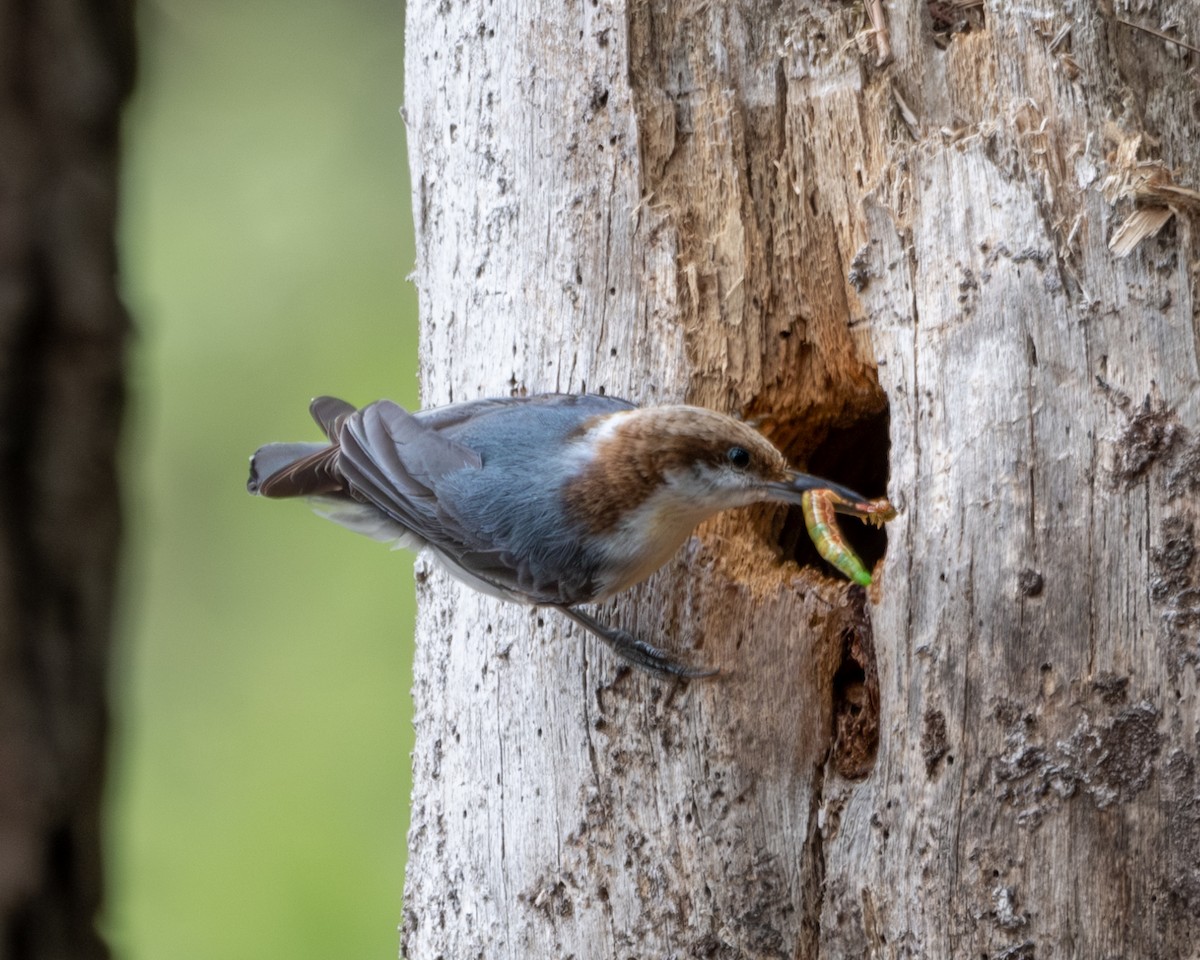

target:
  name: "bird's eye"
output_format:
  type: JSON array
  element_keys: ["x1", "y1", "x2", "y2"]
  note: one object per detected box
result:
[{"x1": 726, "y1": 446, "x2": 751, "y2": 470}]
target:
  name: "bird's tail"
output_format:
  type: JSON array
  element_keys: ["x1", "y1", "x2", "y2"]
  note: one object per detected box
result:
[
  {"x1": 247, "y1": 396, "x2": 359, "y2": 498},
  {"x1": 247, "y1": 443, "x2": 341, "y2": 497}
]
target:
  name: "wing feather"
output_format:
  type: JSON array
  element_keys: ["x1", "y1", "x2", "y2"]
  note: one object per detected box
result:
[
  {"x1": 309, "y1": 396, "x2": 356, "y2": 440},
  {"x1": 337, "y1": 401, "x2": 482, "y2": 545}
]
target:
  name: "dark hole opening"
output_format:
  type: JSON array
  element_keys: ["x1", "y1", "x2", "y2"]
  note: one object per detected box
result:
[
  {"x1": 832, "y1": 657, "x2": 866, "y2": 718},
  {"x1": 778, "y1": 405, "x2": 891, "y2": 579},
  {"x1": 830, "y1": 591, "x2": 879, "y2": 780}
]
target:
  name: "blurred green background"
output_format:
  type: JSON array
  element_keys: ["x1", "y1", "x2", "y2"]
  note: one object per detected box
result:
[{"x1": 108, "y1": 0, "x2": 418, "y2": 957}]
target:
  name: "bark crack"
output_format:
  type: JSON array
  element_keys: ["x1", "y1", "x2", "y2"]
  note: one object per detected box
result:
[
  {"x1": 903, "y1": 231, "x2": 922, "y2": 685},
  {"x1": 496, "y1": 673, "x2": 511, "y2": 933},
  {"x1": 798, "y1": 751, "x2": 830, "y2": 959},
  {"x1": 949, "y1": 563, "x2": 973, "y2": 896}
]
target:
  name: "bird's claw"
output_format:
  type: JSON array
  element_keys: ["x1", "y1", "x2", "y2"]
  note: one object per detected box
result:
[
  {"x1": 604, "y1": 628, "x2": 720, "y2": 680},
  {"x1": 556, "y1": 606, "x2": 718, "y2": 680},
  {"x1": 801, "y1": 489, "x2": 897, "y2": 586}
]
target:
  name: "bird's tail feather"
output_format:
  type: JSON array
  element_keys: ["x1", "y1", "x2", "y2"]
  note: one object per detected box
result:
[{"x1": 247, "y1": 442, "x2": 341, "y2": 498}]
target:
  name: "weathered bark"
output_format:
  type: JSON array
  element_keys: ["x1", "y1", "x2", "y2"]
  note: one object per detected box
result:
[
  {"x1": 403, "y1": 0, "x2": 1199, "y2": 957},
  {"x1": 0, "y1": 1, "x2": 133, "y2": 958}
]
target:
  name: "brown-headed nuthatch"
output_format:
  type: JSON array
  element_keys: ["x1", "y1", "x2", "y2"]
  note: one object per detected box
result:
[{"x1": 248, "y1": 394, "x2": 893, "y2": 677}]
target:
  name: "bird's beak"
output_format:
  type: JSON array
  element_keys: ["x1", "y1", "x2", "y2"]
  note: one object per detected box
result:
[{"x1": 764, "y1": 470, "x2": 873, "y2": 509}]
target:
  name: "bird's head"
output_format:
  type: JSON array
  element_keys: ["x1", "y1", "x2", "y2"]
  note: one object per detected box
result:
[{"x1": 561, "y1": 405, "x2": 848, "y2": 536}]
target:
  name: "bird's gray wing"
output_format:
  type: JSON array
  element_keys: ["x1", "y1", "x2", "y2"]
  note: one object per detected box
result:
[
  {"x1": 346, "y1": 399, "x2": 615, "y2": 602},
  {"x1": 340, "y1": 395, "x2": 634, "y2": 603},
  {"x1": 336, "y1": 400, "x2": 495, "y2": 545},
  {"x1": 337, "y1": 401, "x2": 543, "y2": 596}
]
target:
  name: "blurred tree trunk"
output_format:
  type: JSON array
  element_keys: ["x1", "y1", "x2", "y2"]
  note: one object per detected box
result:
[
  {"x1": 0, "y1": 2, "x2": 133, "y2": 958},
  {"x1": 403, "y1": 0, "x2": 1199, "y2": 957}
]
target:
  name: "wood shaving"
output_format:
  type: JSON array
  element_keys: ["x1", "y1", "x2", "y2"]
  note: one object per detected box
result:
[{"x1": 1101, "y1": 129, "x2": 1200, "y2": 257}]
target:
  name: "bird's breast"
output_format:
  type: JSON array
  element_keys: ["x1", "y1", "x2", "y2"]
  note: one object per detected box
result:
[{"x1": 586, "y1": 488, "x2": 712, "y2": 600}]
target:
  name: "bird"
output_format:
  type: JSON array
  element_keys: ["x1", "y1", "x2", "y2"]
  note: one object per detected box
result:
[{"x1": 247, "y1": 393, "x2": 892, "y2": 678}]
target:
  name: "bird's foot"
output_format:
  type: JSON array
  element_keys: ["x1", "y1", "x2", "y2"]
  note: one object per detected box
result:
[{"x1": 556, "y1": 606, "x2": 719, "y2": 680}]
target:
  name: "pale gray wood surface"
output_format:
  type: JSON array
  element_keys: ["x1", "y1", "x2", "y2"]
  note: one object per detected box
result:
[{"x1": 403, "y1": 0, "x2": 1200, "y2": 956}]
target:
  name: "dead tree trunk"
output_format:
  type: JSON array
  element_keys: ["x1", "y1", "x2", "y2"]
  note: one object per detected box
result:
[
  {"x1": 402, "y1": 0, "x2": 1199, "y2": 957},
  {"x1": 0, "y1": 2, "x2": 133, "y2": 958}
]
